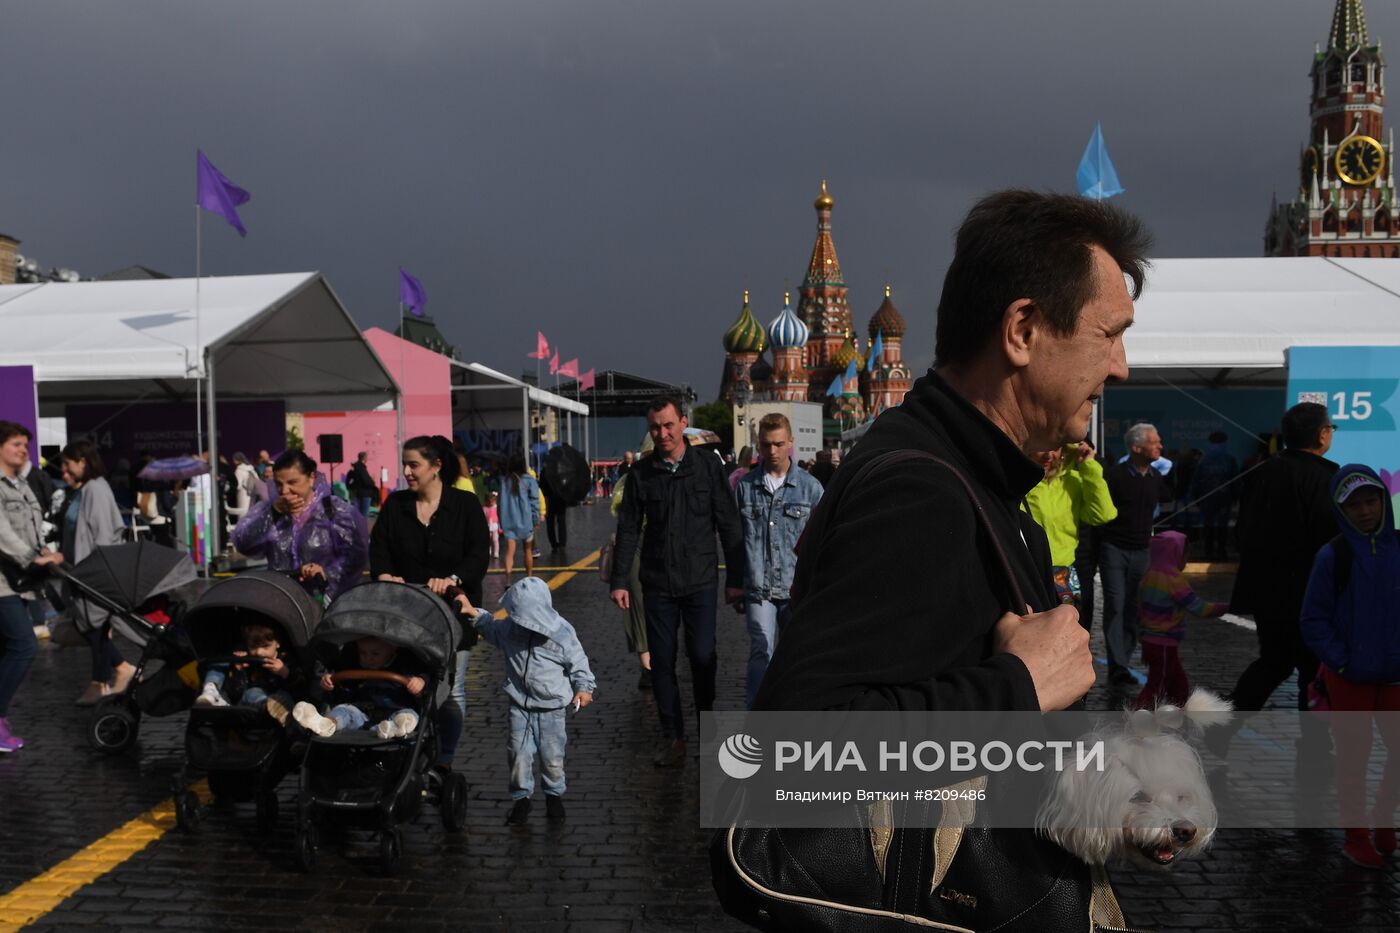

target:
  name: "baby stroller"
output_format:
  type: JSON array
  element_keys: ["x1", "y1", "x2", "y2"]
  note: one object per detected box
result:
[
  {"x1": 171, "y1": 571, "x2": 322, "y2": 834},
  {"x1": 42, "y1": 541, "x2": 204, "y2": 755},
  {"x1": 294, "y1": 581, "x2": 469, "y2": 875}
]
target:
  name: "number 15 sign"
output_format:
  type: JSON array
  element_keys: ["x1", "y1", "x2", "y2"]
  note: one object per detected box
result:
[{"x1": 1287, "y1": 346, "x2": 1400, "y2": 483}]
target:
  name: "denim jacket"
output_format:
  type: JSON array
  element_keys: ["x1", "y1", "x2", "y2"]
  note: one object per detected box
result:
[
  {"x1": 735, "y1": 464, "x2": 824, "y2": 602},
  {"x1": 474, "y1": 577, "x2": 596, "y2": 711}
]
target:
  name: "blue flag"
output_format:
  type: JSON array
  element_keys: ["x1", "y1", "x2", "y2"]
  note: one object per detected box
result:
[
  {"x1": 1076, "y1": 122, "x2": 1124, "y2": 200},
  {"x1": 399, "y1": 267, "x2": 427, "y2": 316},
  {"x1": 844, "y1": 357, "x2": 858, "y2": 384},
  {"x1": 825, "y1": 373, "x2": 843, "y2": 397},
  {"x1": 196, "y1": 150, "x2": 250, "y2": 237},
  {"x1": 868, "y1": 332, "x2": 884, "y2": 369}
]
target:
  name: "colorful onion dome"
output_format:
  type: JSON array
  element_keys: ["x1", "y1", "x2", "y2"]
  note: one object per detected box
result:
[
  {"x1": 767, "y1": 291, "x2": 809, "y2": 349},
  {"x1": 868, "y1": 284, "x2": 906, "y2": 340},
  {"x1": 814, "y1": 178, "x2": 834, "y2": 211},
  {"x1": 831, "y1": 328, "x2": 863, "y2": 371},
  {"x1": 722, "y1": 290, "x2": 767, "y2": 354}
]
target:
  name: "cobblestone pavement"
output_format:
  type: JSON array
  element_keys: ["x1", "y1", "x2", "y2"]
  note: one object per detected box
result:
[{"x1": 1, "y1": 503, "x2": 1397, "y2": 931}]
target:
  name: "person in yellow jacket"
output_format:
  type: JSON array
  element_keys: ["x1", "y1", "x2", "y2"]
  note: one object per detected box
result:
[{"x1": 1022, "y1": 441, "x2": 1117, "y2": 615}]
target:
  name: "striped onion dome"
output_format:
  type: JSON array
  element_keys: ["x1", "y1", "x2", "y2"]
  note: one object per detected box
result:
[
  {"x1": 722, "y1": 291, "x2": 767, "y2": 354},
  {"x1": 868, "y1": 284, "x2": 906, "y2": 339},
  {"x1": 831, "y1": 328, "x2": 863, "y2": 371},
  {"x1": 767, "y1": 292, "x2": 809, "y2": 349}
]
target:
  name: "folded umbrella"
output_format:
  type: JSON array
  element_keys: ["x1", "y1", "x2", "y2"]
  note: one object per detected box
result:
[{"x1": 138, "y1": 456, "x2": 211, "y2": 482}]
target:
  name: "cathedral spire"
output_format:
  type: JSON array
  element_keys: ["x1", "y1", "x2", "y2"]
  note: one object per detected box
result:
[
  {"x1": 804, "y1": 180, "x2": 843, "y2": 288},
  {"x1": 1330, "y1": 0, "x2": 1369, "y2": 52}
]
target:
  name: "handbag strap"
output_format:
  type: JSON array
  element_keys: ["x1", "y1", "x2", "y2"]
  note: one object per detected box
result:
[{"x1": 825, "y1": 448, "x2": 1029, "y2": 614}]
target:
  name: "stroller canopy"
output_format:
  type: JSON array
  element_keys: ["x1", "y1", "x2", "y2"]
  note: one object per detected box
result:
[
  {"x1": 183, "y1": 571, "x2": 324, "y2": 658},
  {"x1": 314, "y1": 582, "x2": 460, "y2": 673},
  {"x1": 69, "y1": 541, "x2": 198, "y2": 613}
]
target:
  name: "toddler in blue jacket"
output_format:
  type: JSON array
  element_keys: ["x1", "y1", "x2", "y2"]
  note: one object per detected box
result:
[{"x1": 469, "y1": 576, "x2": 595, "y2": 825}]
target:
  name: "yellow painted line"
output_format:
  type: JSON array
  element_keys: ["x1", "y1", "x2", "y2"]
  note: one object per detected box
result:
[
  {"x1": 0, "y1": 782, "x2": 210, "y2": 932},
  {"x1": 0, "y1": 555, "x2": 603, "y2": 929}
]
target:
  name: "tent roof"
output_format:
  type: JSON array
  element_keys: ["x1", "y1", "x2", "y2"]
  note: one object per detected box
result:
[
  {"x1": 1126, "y1": 257, "x2": 1400, "y2": 387},
  {"x1": 0, "y1": 272, "x2": 397, "y2": 411},
  {"x1": 450, "y1": 360, "x2": 589, "y2": 416}
]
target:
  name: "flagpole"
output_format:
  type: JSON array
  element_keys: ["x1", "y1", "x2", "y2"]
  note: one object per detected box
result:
[{"x1": 396, "y1": 299, "x2": 406, "y2": 484}]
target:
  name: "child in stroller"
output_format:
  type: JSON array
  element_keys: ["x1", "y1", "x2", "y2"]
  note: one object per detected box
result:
[
  {"x1": 292, "y1": 635, "x2": 425, "y2": 739},
  {"x1": 195, "y1": 621, "x2": 297, "y2": 725}
]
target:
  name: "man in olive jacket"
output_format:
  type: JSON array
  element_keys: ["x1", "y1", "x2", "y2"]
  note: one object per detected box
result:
[{"x1": 610, "y1": 395, "x2": 744, "y2": 767}]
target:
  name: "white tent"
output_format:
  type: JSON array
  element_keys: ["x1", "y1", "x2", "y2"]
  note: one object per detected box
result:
[
  {"x1": 450, "y1": 360, "x2": 591, "y2": 463},
  {"x1": 0, "y1": 272, "x2": 397, "y2": 411},
  {"x1": 1125, "y1": 257, "x2": 1400, "y2": 387}
]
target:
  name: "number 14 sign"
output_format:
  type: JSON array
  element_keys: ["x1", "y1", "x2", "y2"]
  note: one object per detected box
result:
[{"x1": 1288, "y1": 347, "x2": 1400, "y2": 474}]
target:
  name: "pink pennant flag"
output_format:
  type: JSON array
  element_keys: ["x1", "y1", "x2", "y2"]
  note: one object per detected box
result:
[
  {"x1": 548, "y1": 350, "x2": 559, "y2": 375},
  {"x1": 559, "y1": 358, "x2": 579, "y2": 379},
  {"x1": 527, "y1": 331, "x2": 550, "y2": 360},
  {"x1": 579, "y1": 368, "x2": 595, "y2": 391}
]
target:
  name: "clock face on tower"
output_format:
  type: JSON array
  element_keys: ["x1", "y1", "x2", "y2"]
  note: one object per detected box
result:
[
  {"x1": 1301, "y1": 146, "x2": 1320, "y2": 193},
  {"x1": 1335, "y1": 135, "x2": 1386, "y2": 186}
]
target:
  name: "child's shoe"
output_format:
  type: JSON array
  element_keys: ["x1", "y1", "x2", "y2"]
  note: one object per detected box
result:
[
  {"x1": 506, "y1": 798, "x2": 531, "y2": 825},
  {"x1": 374, "y1": 719, "x2": 400, "y2": 739},
  {"x1": 392, "y1": 711, "x2": 418, "y2": 736},
  {"x1": 1374, "y1": 827, "x2": 1397, "y2": 856},
  {"x1": 292, "y1": 701, "x2": 336, "y2": 737},
  {"x1": 0, "y1": 717, "x2": 24, "y2": 752},
  {"x1": 545, "y1": 794, "x2": 566, "y2": 822},
  {"x1": 263, "y1": 695, "x2": 290, "y2": 725},
  {"x1": 195, "y1": 683, "x2": 229, "y2": 707},
  {"x1": 1343, "y1": 828, "x2": 1385, "y2": 869}
]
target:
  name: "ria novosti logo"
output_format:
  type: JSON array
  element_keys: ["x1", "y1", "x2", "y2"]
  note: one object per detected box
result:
[{"x1": 717, "y1": 733, "x2": 764, "y2": 779}]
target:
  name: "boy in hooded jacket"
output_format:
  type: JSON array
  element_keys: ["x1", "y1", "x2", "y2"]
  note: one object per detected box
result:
[
  {"x1": 1300, "y1": 464, "x2": 1400, "y2": 869},
  {"x1": 469, "y1": 576, "x2": 595, "y2": 824},
  {"x1": 1132, "y1": 530, "x2": 1229, "y2": 710}
]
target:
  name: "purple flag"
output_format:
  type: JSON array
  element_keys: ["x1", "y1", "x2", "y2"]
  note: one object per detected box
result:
[
  {"x1": 196, "y1": 150, "x2": 250, "y2": 237},
  {"x1": 399, "y1": 268, "x2": 427, "y2": 316}
]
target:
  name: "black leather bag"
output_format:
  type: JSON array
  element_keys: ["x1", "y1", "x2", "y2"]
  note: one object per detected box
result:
[{"x1": 711, "y1": 450, "x2": 1144, "y2": 932}]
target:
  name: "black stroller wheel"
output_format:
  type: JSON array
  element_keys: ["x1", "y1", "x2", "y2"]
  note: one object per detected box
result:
[
  {"x1": 88, "y1": 699, "x2": 140, "y2": 755},
  {"x1": 255, "y1": 792, "x2": 279, "y2": 835},
  {"x1": 378, "y1": 828, "x2": 402, "y2": 875},
  {"x1": 440, "y1": 772, "x2": 468, "y2": 833},
  {"x1": 295, "y1": 823, "x2": 319, "y2": 872},
  {"x1": 174, "y1": 790, "x2": 201, "y2": 833}
]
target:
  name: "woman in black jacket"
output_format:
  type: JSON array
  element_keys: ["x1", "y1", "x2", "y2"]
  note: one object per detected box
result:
[{"x1": 370, "y1": 435, "x2": 490, "y2": 772}]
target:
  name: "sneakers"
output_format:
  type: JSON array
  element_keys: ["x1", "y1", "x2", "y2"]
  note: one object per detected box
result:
[
  {"x1": 75, "y1": 682, "x2": 113, "y2": 707},
  {"x1": 195, "y1": 683, "x2": 230, "y2": 708},
  {"x1": 545, "y1": 794, "x2": 566, "y2": 822},
  {"x1": 1375, "y1": 827, "x2": 1397, "y2": 856},
  {"x1": 374, "y1": 711, "x2": 420, "y2": 739},
  {"x1": 292, "y1": 701, "x2": 337, "y2": 737},
  {"x1": 263, "y1": 695, "x2": 290, "y2": 725},
  {"x1": 0, "y1": 717, "x2": 23, "y2": 753},
  {"x1": 506, "y1": 798, "x2": 532, "y2": 825},
  {"x1": 653, "y1": 738, "x2": 686, "y2": 769},
  {"x1": 1343, "y1": 829, "x2": 1385, "y2": 869}
]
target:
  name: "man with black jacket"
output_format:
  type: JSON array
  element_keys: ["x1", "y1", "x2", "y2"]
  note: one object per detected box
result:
[
  {"x1": 742, "y1": 191, "x2": 1148, "y2": 922},
  {"x1": 610, "y1": 396, "x2": 745, "y2": 768}
]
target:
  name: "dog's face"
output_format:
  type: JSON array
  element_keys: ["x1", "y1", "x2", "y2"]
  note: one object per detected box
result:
[{"x1": 1113, "y1": 732, "x2": 1217, "y2": 869}]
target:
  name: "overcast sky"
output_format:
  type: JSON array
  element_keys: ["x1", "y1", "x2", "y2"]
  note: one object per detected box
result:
[{"x1": 5, "y1": 1, "x2": 1393, "y2": 399}]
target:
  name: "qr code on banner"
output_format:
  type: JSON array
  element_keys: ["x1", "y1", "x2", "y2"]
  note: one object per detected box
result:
[{"x1": 1297, "y1": 391, "x2": 1327, "y2": 405}]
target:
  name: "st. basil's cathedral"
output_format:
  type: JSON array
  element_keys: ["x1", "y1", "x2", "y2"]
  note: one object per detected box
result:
[{"x1": 719, "y1": 181, "x2": 913, "y2": 439}]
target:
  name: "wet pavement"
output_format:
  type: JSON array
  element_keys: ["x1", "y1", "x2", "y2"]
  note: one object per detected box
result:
[{"x1": 0, "y1": 502, "x2": 1396, "y2": 931}]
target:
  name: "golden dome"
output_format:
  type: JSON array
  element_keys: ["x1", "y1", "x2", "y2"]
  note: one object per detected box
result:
[
  {"x1": 814, "y1": 178, "x2": 834, "y2": 211},
  {"x1": 831, "y1": 327, "x2": 863, "y2": 371}
]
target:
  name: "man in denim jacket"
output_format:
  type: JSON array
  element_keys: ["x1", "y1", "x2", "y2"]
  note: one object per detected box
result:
[{"x1": 735, "y1": 413, "x2": 824, "y2": 707}]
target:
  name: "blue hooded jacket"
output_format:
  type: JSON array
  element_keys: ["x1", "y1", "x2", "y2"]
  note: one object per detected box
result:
[
  {"x1": 473, "y1": 576, "x2": 596, "y2": 710},
  {"x1": 1299, "y1": 463, "x2": 1400, "y2": 683}
]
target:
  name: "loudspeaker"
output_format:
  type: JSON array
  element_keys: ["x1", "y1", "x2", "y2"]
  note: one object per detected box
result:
[{"x1": 317, "y1": 434, "x2": 344, "y2": 464}]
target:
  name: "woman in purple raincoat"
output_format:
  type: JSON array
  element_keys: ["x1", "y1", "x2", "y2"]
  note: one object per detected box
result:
[{"x1": 232, "y1": 450, "x2": 368, "y2": 602}]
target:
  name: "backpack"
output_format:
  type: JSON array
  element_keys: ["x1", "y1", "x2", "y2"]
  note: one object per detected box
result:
[{"x1": 1329, "y1": 529, "x2": 1400, "y2": 599}]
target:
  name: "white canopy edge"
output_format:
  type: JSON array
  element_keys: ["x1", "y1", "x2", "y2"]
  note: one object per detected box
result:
[{"x1": 451, "y1": 360, "x2": 589, "y2": 416}]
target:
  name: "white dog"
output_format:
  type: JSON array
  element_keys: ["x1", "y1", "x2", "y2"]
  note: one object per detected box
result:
[{"x1": 1036, "y1": 689, "x2": 1232, "y2": 868}]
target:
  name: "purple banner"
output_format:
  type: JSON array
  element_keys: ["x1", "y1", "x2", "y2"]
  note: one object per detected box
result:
[
  {"x1": 66, "y1": 400, "x2": 285, "y2": 471},
  {"x1": 0, "y1": 366, "x2": 38, "y2": 465}
]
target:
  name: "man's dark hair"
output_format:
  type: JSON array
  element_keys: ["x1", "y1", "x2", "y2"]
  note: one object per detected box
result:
[
  {"x1": 0, "y1": 420, "x2": 32, "y2": 445},
  {"x1": 1282, "y1": 402, "x2": 1330, "y2": 450},
  {"x1": 934, "y1": 190, "x2": 1152, "y2": 366},
  {"x1": 647, "y1": 394, "x2": 686, "y2": 419},
  {"x1": 61, "y1": 439, "x2": 107, "y2": 480}
]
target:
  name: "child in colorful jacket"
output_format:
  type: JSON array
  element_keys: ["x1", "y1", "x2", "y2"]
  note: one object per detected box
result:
[{"x1": 1133, "y1": 530, "x2": 1228, "y2": 710}]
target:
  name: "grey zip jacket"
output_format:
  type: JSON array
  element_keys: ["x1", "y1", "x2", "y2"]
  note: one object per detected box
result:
[{"x1": 473, "y1": 576, "x2": 596, "y2": 711}]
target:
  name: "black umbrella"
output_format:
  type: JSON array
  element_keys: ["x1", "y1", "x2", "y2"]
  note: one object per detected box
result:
[{"x1": 541, "y1": 444, "x2": 590, "y2": 505}]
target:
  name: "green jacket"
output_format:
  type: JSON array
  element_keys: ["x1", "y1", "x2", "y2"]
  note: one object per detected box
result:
[{"x1": 1022, "y1": 456, "x2": 1117, "y2": 566}]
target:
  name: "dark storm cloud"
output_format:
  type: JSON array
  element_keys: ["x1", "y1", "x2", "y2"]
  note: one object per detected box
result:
[{"x1": 3, "y1": 1, "x2": 1387, "y2": 398}]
